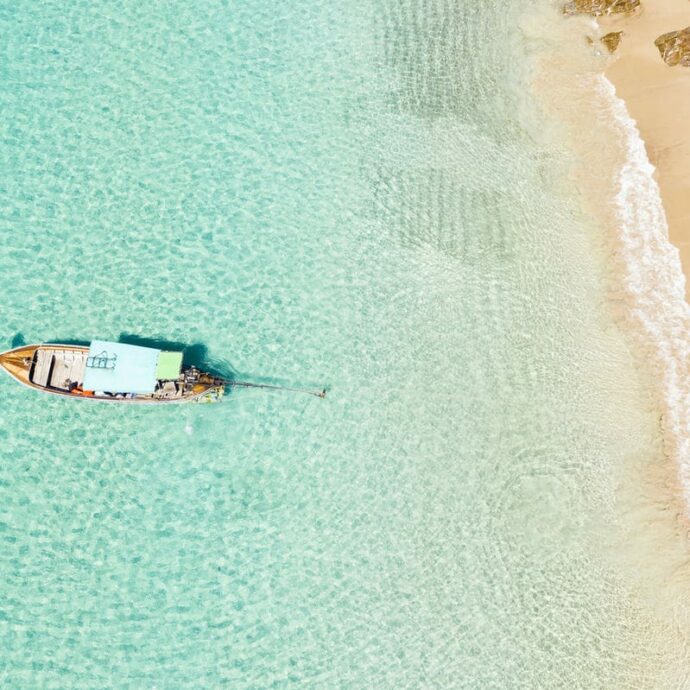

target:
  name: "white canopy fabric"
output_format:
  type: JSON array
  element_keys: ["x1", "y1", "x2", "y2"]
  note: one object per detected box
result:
[{"x1": 83, "y1": 340, "x2": 161, "y2": 394}]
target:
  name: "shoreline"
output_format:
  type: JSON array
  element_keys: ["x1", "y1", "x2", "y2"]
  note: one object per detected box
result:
[
  {"x1": 532, "y1": 0, "x2": 690, "y2": 523},
  {"x1": 598, "y1": 0, "x2": 690, "y2": 298},
  {"x1": 592, "y1": 2, "x2": 690, "y2": 525},
  {"x1": 526, "y1": 0, "x2": 690, "y2": 633}
]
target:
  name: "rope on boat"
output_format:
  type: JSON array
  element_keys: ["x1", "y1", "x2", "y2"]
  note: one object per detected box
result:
[{"x1": 221, "y1": 379, "x2": 327, "y2": 398}]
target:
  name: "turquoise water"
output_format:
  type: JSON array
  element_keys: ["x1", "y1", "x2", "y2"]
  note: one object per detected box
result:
[{"x1": 0, "y1": 1, "x2": 686, "y2": 687}]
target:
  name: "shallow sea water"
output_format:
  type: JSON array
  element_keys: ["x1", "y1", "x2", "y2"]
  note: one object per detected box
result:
[{"x1": 1, "y1": 0, "x2": 688, "y2": 687}]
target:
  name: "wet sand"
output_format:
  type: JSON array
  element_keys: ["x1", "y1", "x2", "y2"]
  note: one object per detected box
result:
[{"x1": 599, "y1": 0, "x2": 690, "y2": 297}]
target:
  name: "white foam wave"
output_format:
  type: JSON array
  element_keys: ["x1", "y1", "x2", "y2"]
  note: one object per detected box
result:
[{"x1": 598, "y1": 76, "x2": 690, "y2": 510}]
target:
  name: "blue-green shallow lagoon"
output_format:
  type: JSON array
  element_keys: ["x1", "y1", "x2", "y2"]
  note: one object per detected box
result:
[{"x1": 0, "y1": 1, "x2": 684, "y2": 687}]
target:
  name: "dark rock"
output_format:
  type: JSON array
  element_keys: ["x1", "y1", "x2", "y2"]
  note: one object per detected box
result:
[
  {"x1": 602, "y1": 31, "x2": 623, "y2": 53},
  {"x1": 654, "y1": 27, "x2": 690, "y2": 67},
  {"x1": 563, "y1": 0, "x2": 640, "y2": 16}
]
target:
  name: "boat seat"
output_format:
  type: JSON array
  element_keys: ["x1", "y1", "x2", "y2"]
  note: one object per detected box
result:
[
  {"x1": 69, "y1": 352, "x2": 88, "y2": 386},
  {"x1": 159, "y1": 381, "x2": 179, "y2": 398},
  {"x1": 50, "y1": 351, "x2": 75, "y2": 390},
  {"x1": 31, "y1": 350, "x2": 54, "y2": 387}
]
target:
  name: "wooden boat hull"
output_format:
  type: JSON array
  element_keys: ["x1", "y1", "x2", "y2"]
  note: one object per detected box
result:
[{"x1": 0, "y1": 344, "x2": 224, "y2": 404}]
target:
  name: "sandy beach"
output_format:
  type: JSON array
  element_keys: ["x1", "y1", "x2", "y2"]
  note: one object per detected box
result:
[{"x1": 599, "y1": 1, "x2": 690, "y2": 296}]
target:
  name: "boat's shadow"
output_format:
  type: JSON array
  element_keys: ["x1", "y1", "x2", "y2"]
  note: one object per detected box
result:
[{"x1": 117, "y1": 333, "x2": 237, "y2": 380}]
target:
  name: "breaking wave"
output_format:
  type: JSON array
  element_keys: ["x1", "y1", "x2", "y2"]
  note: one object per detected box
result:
[{"x1": 599, "y1": 75, "x2": 690, "y2": 512}]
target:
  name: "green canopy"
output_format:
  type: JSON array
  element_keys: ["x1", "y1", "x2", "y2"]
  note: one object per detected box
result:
[{"x1": 155, "y1": 351, "x2": 183, "y2": 380}]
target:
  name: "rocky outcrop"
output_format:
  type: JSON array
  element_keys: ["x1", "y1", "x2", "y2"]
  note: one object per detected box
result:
[
  {"x1": 654, "y1": 27, "x2": 690, "y2": 67},
  {"x1": 601, "y1": 31, "x2": 623, "y2": 53},
  {"x1": 563, "y1": 0, "x2": 639, "y2": 16}
]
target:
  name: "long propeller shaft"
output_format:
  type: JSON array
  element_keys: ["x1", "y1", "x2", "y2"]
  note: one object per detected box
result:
[{"x1": 222, "y1": 379, "x2": 326, "y2": 398}]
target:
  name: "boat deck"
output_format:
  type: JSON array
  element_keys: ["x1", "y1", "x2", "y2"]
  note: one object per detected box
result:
[{"x1": 31, "y1": 348, "x2": 88, "y2": 391}]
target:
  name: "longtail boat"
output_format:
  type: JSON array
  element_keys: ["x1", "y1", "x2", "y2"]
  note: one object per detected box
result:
[{"x1": 0, "y1": 340, "x2": 225, "y2": 403}]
